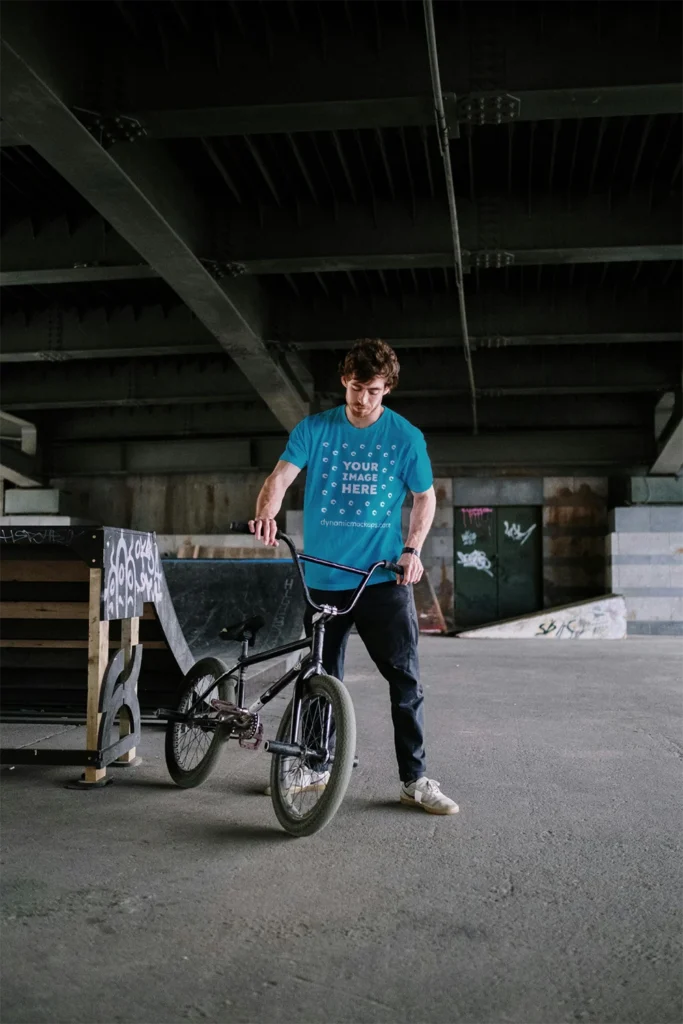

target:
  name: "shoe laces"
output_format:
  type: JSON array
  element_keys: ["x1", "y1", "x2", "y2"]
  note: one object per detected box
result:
[{"x1": 419, "y1": 777, "x2": 442, "y2": 796}]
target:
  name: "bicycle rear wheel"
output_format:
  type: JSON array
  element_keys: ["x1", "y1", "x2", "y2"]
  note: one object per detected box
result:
[
  {"x1": 270, "y1": 673, "x2": 356, "y2": 838},
  {"x1": 165, "y1": 657, "x2": 230, "y2": 788}
]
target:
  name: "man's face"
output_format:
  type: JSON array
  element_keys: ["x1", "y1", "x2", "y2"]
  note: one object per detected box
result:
[{"x1": 341, "y1": 374, "x2": 390, "y2": 420}]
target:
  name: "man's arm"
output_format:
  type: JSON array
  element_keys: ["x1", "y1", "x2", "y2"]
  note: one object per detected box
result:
[
  {"x1": 397, "y1": 486, "x2": 437, "y2": 585},
  {"x1": 250, "y1": 460, "x2": 302, "y2": 546}
]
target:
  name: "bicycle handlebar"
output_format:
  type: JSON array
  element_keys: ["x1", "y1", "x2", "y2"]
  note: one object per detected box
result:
[{"x1": 228, "y1": 521, "x2": 404, "y2": 617}]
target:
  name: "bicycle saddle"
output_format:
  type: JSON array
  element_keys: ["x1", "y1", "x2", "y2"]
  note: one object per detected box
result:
[{"x1": 219, "y1": 614, "x2": 266, "y2": 646}]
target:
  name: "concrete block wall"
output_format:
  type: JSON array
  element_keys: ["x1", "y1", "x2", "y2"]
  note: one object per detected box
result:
[{"x1": 607, "y1": 506, "x2": 683, "y2": 635}]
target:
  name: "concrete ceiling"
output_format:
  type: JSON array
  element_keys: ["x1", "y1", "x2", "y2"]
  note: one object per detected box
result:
[{"x1": 0, "y1": 0, "x2": 681, "y2": 477}]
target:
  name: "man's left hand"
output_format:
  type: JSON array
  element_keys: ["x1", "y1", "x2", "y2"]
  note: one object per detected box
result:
[{"x1": 396, "y1": 551, "x2": 424, "y2": 586}]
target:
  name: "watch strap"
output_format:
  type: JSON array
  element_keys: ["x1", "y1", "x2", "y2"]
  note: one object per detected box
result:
[{"x1": 402, "y1": 546, "x2": 421, "y2": 557}]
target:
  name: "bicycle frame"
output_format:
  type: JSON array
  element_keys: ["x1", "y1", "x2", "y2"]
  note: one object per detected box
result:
[{"x1": 170, "y1": 530, "x2": 403, "y2": 753}]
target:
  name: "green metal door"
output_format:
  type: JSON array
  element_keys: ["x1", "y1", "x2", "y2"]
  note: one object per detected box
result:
[{"x1": 455, "y1": 506, "x2": 542, "y2": 629}]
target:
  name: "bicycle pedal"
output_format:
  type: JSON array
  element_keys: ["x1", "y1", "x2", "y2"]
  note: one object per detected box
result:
[
  {"x1": 210, "y1": 698, "x2": 239, "y2": 714},
  {"x1": 239, "y1": 721, "x2": 263, "y2": 751}
]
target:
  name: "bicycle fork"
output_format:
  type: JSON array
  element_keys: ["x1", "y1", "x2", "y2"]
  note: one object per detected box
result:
[{"x1": 264, "y1": 615, "x2": 333, "y2": 762}]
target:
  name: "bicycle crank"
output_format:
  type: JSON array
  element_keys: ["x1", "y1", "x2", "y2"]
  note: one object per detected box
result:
[{"x1": 209, "y1": 699, "x2": 263, "y2": 750}]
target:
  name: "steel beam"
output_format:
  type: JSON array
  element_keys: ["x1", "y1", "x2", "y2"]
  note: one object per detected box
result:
[
  {"x1": 2, "y1": 306, "x2": 680, "y2": 364},
  {"x1": 0, "y1": 266, "x2": 158, "y2": 287},
  {"x1": 2, "y1": 298, "x2": 680, "y2": 361},
  {"x1": 1, "y1": 355, "x2": 258, "y2": 410},
  {"x1": 46, "y1": 429, "x2": 654, "y2": 477},
  {"x1": 0, "y1": 410, "x2": 37, "y2": 456},
  {"x1": 38, "y1": 394, "x2": 652, "y2": 443},
  {"x1": 0, "y1": 83, "x2": 671, "y2": 144},
  {"x1": 0, "y1": 9, "x2": 306, "y2": 431},
  {"x1": 2, "y1": 346, "x2": 677, "y2": 412},
  {"x1": 219, "y1": 196, "x2": 680, "y2": 273},
  {"x1": 110, "y1": 84, "x2": 683, "y2": 139},
  {"x1": 38, "y1": 403, "x2": 282, "y2": 441},
  {"x1": 498, "y1": 84, "x2": 683, "y2": 122},
  {"x1": 0, "y1": 215, "x2": 142, "y2": 277},
  {"x1": 316, "y1": 333, "x2": 682, "y2": 352},
  {"x1": 312, "y1": 344, "x2": 679, "y2": 400},
  {"x1": 2, "y1": 8, "x2": 676, "y2": 145},
  {"x1": 134, "y1": 96, "x2": 455, "y2": 138},
  {"x1": 0, "y1": 307, "x2": 218, "y2": 362},
  {"x1": 0, "y1": 443, "x2": 43, "y2": 486},
  {"x1": 650, "y1": 391, "x2": 683, "y2": 475},
  {"x1": 3, "y1": 197, "x2": 680, "y2": 283},
  {"x1": 424, "y1": 429, "x2": 654, "y2": 473},
  {"x1": 233, "y1": 245, "x2": 682, "y2": 276},
  {"x1": 104, "y1": 6, "x2": 682, "y2": 134},
  {"x1": 276, "y1": 291, "x2": 682, "y2": 347}
]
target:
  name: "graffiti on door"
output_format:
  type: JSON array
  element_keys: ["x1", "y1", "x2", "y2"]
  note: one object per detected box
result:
[
  {"x1": 462, "y1": 507, "x2": 493, "y2": 527},
  {"x1": 461, "y1": 530, "x2": 477, "y2": 546},
  {"x1": 457, "y1": 549, "x2": 494, "y2": 577},
  {"x1": 503, "y1": 521, "x2": 537, "y2": 546}
]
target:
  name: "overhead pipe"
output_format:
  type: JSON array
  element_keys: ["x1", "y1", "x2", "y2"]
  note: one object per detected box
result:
[{"x1": 422, "y1": 0, "x2": 479, "y2": 434}]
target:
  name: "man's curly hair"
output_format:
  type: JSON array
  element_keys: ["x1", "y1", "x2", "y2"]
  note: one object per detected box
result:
[{"x1": 339, "y1": 338, "x2": 400, "y2": 390}]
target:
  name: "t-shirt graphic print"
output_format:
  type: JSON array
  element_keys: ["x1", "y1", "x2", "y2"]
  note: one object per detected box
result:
[{"x1": 280, "y1": 405, "x2": 433, "y2": 590}]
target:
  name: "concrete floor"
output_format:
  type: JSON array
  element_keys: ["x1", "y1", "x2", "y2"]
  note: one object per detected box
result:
[{"x1": 1, "y1": 637, "x2": 681, "y2": 1024}]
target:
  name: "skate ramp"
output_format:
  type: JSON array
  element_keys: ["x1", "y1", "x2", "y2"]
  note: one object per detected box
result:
[
  {"x1": 457, "y1": 595, "x2": 627, "y2": 639},
  {"x1": 161, "y1": 558, "x2": 305, "y2": 664}
]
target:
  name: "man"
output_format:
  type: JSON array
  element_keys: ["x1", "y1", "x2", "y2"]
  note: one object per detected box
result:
[{"x1": 250, "y1": 338, "x2": 458, "y2": 815}]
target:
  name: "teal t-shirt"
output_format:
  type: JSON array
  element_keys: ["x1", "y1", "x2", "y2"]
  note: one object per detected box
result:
[{"x1": 280, "y1": 405, "x2": 433, "y2": 590}]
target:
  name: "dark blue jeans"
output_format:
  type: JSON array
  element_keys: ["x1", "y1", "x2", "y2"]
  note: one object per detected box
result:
[{"x1": 306, "y1": 582, "x2": 426, "y2": 784}]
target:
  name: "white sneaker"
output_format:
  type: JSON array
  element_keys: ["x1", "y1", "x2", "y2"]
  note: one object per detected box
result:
[
  {"x1": 400, "y1": 777, "x2": 459, "y2": 815},
  {"x1": 264, "y1": 768, "x2": 330, "y2": 797}
]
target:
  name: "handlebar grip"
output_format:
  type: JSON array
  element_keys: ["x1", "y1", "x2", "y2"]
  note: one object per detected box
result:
[
  {"x1": 384, "y1": 561, "x2": 405, "y2": 576},
  {"x1": 228, "y1": 521, "x2": 253, "y2": 535}
]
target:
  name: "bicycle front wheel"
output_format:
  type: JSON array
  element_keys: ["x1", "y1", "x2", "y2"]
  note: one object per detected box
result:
[
  {"x1": 270, "y1": 673, "x2": 356, "y2": 838},
  {"x1": 165, "y1": 656, "x2": 230, "y2": 788}
]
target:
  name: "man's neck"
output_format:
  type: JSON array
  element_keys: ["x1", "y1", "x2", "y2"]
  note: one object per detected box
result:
[{"x1": 344, "y1": 404, "x2": 385, "y2": 429}]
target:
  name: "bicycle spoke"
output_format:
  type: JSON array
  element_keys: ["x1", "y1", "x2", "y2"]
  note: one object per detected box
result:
[
  {"x1": 275, "y1": 692, "x2": 334, "y2": 820},
  {"x1": 172, "y1": 677, "x2": 217, "y2": 772}
]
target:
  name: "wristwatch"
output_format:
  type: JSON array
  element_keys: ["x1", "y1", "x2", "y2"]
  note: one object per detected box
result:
[{"x1": 402, "y1": 546, "x2": 421, "y2": 558}]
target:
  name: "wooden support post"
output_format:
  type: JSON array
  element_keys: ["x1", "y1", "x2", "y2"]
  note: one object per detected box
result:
[
  {"x1": 117, "y1": 616, "x2": 140, "y2": 763},
  {"x1": 85, "y1": 568, "x2": 109, "y2": 784}
]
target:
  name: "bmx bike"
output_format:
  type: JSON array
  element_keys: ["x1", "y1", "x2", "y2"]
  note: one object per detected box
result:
[{"x1": 157, "y1": 522, "x2": 404, "y2": 837}]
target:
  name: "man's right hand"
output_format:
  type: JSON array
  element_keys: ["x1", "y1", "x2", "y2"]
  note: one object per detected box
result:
[{"x1": 249, "y1": 518, "x2": 279, "y2": 547}]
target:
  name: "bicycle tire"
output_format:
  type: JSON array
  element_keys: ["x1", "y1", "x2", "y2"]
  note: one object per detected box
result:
[
  {"x1": 165, "y1": 656, "x2": 230, "y2": 788},
  {"x1": 270, "y1": 673, "x2": 356, "y2": 838}
]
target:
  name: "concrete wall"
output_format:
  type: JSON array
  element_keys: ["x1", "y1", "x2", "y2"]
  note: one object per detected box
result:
[
  {"x1": 542, "y1": 477, "x2": 608, "y2": 608},
  {"x1": 449, "y1": 476, "x2": 608, "y2": 613},
  {"x1": 50, "y1": 472, "x2": 305, "y2": 533},
  {"x1": 606, "y1": 506, "x2": 683, "y2": 635},
  {"x1": 51, "y1": 471, "x2": 681, "y2": 635}
]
